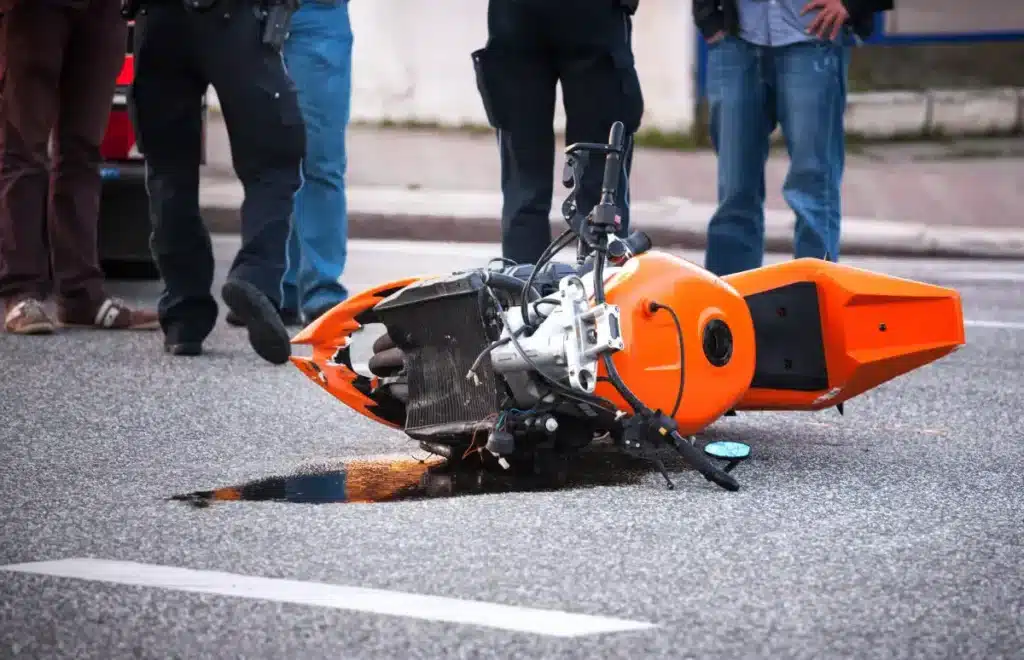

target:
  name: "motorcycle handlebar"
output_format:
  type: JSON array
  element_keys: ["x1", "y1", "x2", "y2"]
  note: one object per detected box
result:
[
  {"x1": 668, "y1": 430, "x2": 740, "y2": 491},
  {"x1": 607, "y1": 230, "x2": 652, "y2": 264}
]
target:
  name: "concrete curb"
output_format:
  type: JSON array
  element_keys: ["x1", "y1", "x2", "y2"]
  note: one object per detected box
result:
[
  {"x1": 198, "y1": 181, "x2": 1024, "y2": 260},
  {"x1": 845, "y1": 87, "x2": 1024, "y2": 139}
]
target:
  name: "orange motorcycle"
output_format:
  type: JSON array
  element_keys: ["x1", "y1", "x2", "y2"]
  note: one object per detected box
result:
[{"x1": 290, "y1": 122, "x2": 965, "y2": 493}]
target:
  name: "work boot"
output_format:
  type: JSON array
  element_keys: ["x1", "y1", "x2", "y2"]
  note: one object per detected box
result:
[
  {"x1": 3, "y1": 297, "x2": 56, "y2": 335},
  {"x1": 221, "y1": 279, "x2": 291, "y2": 365},
  {"x1": 164, "y1": 340, "x2": 203, "y2": 357},
  {"x1": 226, "y1": 306, "x2": 300, "y2": 328}
]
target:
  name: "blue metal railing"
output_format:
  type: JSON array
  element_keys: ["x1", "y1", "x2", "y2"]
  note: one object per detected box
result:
[{"x1": 694, "y1": 14, "x2": 1024, "y2": 100}]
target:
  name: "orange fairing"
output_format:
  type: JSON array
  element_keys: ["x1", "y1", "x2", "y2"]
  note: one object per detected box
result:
[
  {"x1": 723, "y1": 258, "x2": 965, "y2": 411},
  {"x1": 593, "y1": 251, "x2": 757, "y2": 436},
  {"x1": 290, "y1": 276, "x2": 423, "y2": 428}
]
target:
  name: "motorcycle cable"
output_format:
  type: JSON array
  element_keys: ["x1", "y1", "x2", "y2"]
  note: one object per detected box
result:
[
  {"x1": 587, "y1": 123, "x2": 740, "y2": 492},
  {"x1": 591, "y1": 232, "x2": 738, "y2": 492},
  {"x1": 519, "y1": 228, "x2": 577, "y2": 330},
  {"x1": 483, "y1": 286, "x2": 620, "y2": 416},
  {"x1": 648, "y1": 302, "x2": 684, "y2": 418},
  {"x1": 465, "y1": 325, "x2": 527, "y2": 386},
  {"x1": 473, "y1": 234, "x2": 619, "y2": 415}
]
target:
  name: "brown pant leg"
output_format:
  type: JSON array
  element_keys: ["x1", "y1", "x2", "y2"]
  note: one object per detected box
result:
[
  {"x1": 50, "y1": 0, "x2": 128, "y2": 306},
  {"x1": 0, "y1": 3, "x2": 69, "y2": 304}
]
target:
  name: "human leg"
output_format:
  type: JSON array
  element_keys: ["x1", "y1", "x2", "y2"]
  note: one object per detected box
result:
[
  {"x1": 199, "y1": 8, "x2": 303, "y2": 363},
  {"x1": 554, "y1": 1, "x2": 643, "y2": 238},
  {"x1": 200, "y1": 11, "x2": 303, "y2": 308},
  {"x1": 475, "y1": 0, "x2": 558, "y2": 266},
  {"x1": 281, "y1": 0, "x2": 353, "y2": 323},
  {"x1": 130, "y1": 4, "x2": 214, "y2": 349},
  {"x1": 0, "y1": 2, "x2": 67, "y2": 332},
  {"x1": 702, "y1": 37, "x2": 775, "y2": 277},
  {"x1": 50, "y1": 0, "x2": 156, "y2": 329},
  {"x1": 774, "y1": 39, "x2": 850, "y2": 263}
]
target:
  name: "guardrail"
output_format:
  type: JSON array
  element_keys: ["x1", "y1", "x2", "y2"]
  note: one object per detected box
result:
[{"x1": 695, "y1": 13, "x2": 1024, "y2": 101}]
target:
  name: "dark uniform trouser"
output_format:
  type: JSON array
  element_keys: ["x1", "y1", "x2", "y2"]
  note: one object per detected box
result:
[
  {"x1": 130, "y1": 1, "x2": 304, "y2": 343},
  {"x1": 474, "y1": 0, "x2": 644, "y2": 265}
]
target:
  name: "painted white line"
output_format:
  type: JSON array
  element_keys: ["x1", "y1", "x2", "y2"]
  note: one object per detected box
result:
[
  {"x1": 344, "y1": 238, "x2": 592, "y2": 263},
  {"x1": 344, "y1": 242, "x2": 1024, "y2": 280},
  {"x1": 939, "y1": 272, "x2": 1024, "y2": 283},
  {"x1": 216, "y1": 235, "x2": 1024, "y2": 275},
  {"x1": 894, "y1": 271, "x2": 1024, "y2": 284},
  {"x1": 218, "y1": 236, "x2": 1024, "y2": 330},
  {"x1": 0, "y1": 558, "x2": 656, "y2": 638},
  {"x1": 965, "y1": 319, "x2": 1024, "y2": 330}
]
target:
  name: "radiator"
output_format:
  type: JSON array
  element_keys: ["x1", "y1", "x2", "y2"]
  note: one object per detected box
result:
[{"x1": 373, "y1": 271, "x2": 502, "y2": 441}]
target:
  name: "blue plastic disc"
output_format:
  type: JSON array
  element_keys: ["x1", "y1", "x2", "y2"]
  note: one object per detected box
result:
[{"x1": 703, "y1": 441, "x2": 751, "y2": 460}]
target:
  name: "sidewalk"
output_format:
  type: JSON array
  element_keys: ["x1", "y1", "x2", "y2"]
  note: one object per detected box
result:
[{"x1": 198, "y1": 116, "x2": 1024, "y2": 259}]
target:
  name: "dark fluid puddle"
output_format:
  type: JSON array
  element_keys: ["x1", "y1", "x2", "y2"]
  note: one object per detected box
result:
[{"x1": 170, "y1": 448, "x2": 657, "y2": 508}]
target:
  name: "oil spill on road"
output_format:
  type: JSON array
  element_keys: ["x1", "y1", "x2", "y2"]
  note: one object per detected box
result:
[
  {"x1": 170, "y1": 448, "x2": 655, "y2": 508},
  {"x1": 171, "y1": 455, "x2": 444, "y2": 507}
]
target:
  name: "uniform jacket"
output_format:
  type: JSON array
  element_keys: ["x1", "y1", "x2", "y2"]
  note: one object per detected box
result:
[{"x1": 692, "y1": 0, "x2": 894, "y2": 40}]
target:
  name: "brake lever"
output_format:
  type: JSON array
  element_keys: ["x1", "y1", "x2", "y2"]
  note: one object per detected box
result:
[
  {"x1": 560, "y1": 153, "x2": 587, "y2": 223},
  {"x1": 563, "y1": 154, "x2": 587, "y2": 189},
  {"x1": 561, "y1": 160, "x2": 575, "y2": 189}
]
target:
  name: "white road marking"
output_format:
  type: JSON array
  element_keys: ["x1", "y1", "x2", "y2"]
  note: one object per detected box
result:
[
  {"x1": 216, "y1": 236, "x2": 1024, "y2": 331},
  {"x1": 342, "y1": 238, "x2": 585, "y2": 263},
  {"x1": 342, "y1": 241, "x2": 1024, "y2": 281},
  {"x1": 0, "y1": 558, "x2": 656, "y2": 638},
  {"x1": 965, "y1": 319, "x2": 1024, "y2": 330},
  {"x1": 215, "y1": 235, "x2": 1024, "y2": 277},
  {"x1": 929, "y1": 271, "x2": 1024, "y2": 283}
]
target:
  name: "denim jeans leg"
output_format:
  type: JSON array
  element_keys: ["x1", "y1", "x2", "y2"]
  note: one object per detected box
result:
[
  {"x1": 703, "y1": 37, "x2": 775, "y2": 277},
  {"x1": 281, "y1": 1, "x2": 353, "y2": 320},
  {"x1": 774, "y1": 40, "x2": 849, "y2": 263}
]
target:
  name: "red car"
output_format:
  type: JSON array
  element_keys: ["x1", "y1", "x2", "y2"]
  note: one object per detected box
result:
[{"x1": 98, "y1": 21, "x2": 208, "y2": 279}]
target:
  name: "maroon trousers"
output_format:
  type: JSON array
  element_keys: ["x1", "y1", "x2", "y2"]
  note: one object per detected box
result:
[{"x1": 0, "y1": 0, "x2": 127, "y2": 307}]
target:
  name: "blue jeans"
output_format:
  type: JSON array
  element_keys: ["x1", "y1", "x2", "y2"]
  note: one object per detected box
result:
[
  {"x1": 703, "y1": 36, "x2": 850, "y2": 277},
  {"x1": 280, "y1": 0, "x2": 352, "y2": 320}
]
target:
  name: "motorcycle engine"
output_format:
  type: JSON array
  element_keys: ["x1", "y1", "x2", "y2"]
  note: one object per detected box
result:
[
  {"x1": 369, "y1": 262, "x2": 624, "y2": 445},
  {"x1": 488, "y1": 274, "x2": 624, "y2": 407}
]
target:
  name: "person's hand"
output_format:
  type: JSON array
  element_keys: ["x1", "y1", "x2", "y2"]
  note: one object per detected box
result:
[
  {"x1": 706, "y1": 30, "x2": 725, "y2": 44},
  {"x1": 801, "y1": 0, "x2": 849, "y2": 40}
]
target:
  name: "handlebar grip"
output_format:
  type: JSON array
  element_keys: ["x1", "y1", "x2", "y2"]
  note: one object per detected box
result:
[
  {"x1": 624, "y1": 230, "x2": 651, "y2": 256},
  {"x1": 600, "y1": 121, "x2": 625, "y2": 199},
  {"x1": 607, "y1": 121, "x2": 625, "y2": 149},
  {"x1": 607, "y1": 230, "x2": 652, "y2": 264}
]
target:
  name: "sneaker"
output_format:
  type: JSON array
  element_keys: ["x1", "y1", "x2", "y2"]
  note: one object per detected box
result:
[
  {"x1": 221, "y1": 279, "x2": 291, "y2": 365},
  {"x1": 3, "y1": 298, "x2": 56, "y2": 335},
  {"x1": 57, "y1": 296, "x2": 159, "y2": 330}
]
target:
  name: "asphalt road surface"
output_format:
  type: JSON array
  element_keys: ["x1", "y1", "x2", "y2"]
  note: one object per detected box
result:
[{"x1": 2, "y1": 238, "x2": 1023, "y2": 659}]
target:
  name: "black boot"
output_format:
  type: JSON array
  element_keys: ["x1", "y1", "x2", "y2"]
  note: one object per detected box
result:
[{"x1": 221, "y1": 279, "x2": 291, "y2": 365}]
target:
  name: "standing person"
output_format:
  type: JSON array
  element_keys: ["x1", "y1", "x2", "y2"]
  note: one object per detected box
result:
[
  {"x1": 0, "y1": 0, "x2": 158, "y2": 335},
  {"x1": 225, "y1": 0, "x2": 353, "y2": 329},
  {"x1": 128, "y1": 0, "x2": 305, "y2": 363},
  {"x1": 472, "y1": 0, "x2": 644, "y2": 266},
  {"x1": 281, "y1": 0, "x2": 353, "y2": 326},
  {"x1": 693, "y1": 0, "x2": 893, "y2": 277}
]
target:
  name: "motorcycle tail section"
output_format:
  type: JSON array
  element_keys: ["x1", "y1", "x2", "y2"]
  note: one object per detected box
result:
[{"x1": 723, "y1": 258, "x2": 966, "y2": 411}]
